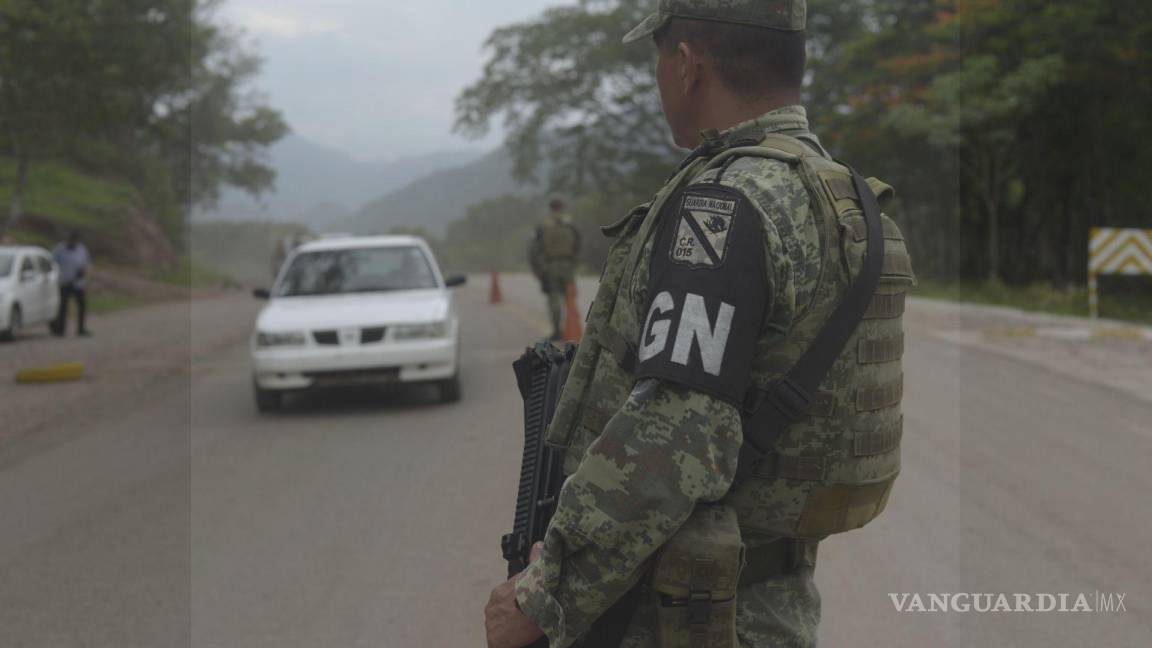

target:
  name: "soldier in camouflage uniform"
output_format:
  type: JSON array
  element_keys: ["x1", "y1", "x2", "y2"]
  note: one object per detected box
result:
[
  {"x1": 529, "y1": 198, "x2": 582, "y2": 340},
  {"x1": 487, "y1": 1, "x2": 913, "y2": 647}
]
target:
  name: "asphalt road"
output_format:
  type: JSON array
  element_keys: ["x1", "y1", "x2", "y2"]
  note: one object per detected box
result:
[{"x1": 1, "y1": 275, "x2": 1149, "y2": 647}]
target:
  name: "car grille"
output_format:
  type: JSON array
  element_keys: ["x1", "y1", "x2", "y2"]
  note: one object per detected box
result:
[
  {"x1": 361, "y1": 327, "x2": 387, "y2": 344},
  {"x1": 312, "y1": 327, "x2": 388, "y2": 346},
  {"x1": 313, "y1": 330, "x2": 339, "y2": 345}
]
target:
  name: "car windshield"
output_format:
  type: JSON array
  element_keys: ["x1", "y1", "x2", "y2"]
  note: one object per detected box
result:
[
  {"x1": 276, "y1": 245, "x2": 438, "y2": 297},
  {"x1": 0, "y1": 252, "x2": 14, "y2": 278}
]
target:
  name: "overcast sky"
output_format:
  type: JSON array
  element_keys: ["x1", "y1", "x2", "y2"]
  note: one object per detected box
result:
[{"x1": 222, "y1": 0, "x2": 566, "y2": 161}]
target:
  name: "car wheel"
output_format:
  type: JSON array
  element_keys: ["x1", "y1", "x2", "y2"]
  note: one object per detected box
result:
[
  {"x1": 0, "y1": 305, "x2": 20, "y2": 342},
  {"x1": 254, "y1": 382, "x2": 283, "y2": 413},
  {"x1": 438, "y1": 374, "x2": 461, "y2": 403}
]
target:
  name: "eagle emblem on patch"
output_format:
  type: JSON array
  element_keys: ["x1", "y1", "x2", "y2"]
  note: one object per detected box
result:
[{"x1": 669, "y1": 193, "x2": 738, "y2": 269}]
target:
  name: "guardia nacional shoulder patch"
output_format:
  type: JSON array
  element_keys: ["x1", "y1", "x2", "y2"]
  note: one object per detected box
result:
[
  {"x1": 670, "y1": 192, "x2": 739, "y2": 269},
  {"x1": 636, "y1": 184, "x2": 769, "y2": 406}
]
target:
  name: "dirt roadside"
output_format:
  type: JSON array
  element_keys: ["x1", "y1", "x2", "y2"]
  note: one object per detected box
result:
[
  {"x1": 906, "y1": 297, "x2": 1152, "y2": 406},
  {"x1": 0, "y1": 293, "x2": 259, "y2": 448}
]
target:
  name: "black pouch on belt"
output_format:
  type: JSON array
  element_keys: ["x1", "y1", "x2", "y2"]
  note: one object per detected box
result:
[{"x1": 650, "y1": 503, "x2": 745, "y2": 648}]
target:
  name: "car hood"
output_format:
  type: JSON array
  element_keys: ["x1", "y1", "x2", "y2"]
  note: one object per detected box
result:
[{"x1": 256, "y1": 289, "x2": 450, "y2": 331}]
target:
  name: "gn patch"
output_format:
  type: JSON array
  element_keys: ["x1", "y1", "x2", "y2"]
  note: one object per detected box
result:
[
  {"x1": 637, "y1": 184, "x2": 769, "y2": 405},
  {"x1": 670, "y1": 193, "x2": 738, "y2": 269}
]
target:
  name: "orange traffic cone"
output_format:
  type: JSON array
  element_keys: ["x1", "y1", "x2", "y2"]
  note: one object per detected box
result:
[
  {"x1": 562, "y1": 282, "x2": 583, "y2": 342},
  {"x1": 489, "y1": 271, "x2": 503, "y2": 304}
]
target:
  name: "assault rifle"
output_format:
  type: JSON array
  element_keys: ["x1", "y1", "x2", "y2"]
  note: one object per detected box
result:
[
  {"x1": 500, "y1": 342, "x2": 650, "y2": 648},
  {"x1": 502, "y1": 342, "x2": 574, "y2": 579}
]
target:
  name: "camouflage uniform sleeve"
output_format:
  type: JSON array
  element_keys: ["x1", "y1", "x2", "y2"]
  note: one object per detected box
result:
[
  {"x1": 514, "y1": 377, "x2": 743, "y2": 647},
  {"x1": 712, "y1": 156, "x2": 818, "y2": 338}
]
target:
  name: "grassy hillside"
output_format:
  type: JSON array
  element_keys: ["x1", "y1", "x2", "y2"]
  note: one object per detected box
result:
[
  {"x1": 0, "y1": 158, "x2": 138, "y2": 250},
  {"x1": 342, "y1": 148, "x2": 539, "y2": 236},
  {"x1": 0, "y1": 157, "x2": 214, "y2": 312}
]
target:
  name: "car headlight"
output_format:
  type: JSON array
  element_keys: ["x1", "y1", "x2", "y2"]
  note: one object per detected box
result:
[
  {"x1": 256, "y1": 331, "x2": 308, "y2": 347},
  {"x1": 392, "y1": 321, "x2": 448, "y2": 340}
]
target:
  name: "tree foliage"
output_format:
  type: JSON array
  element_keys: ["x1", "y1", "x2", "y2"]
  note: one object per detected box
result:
[
  {"x1": 435, "y1": 195, "x2": 544, "y2": 273},
  {"x1": 458, "y1": 0, "x2": 1152, "y2": 286},
  {"x1": 0, "y1": 0, "x2": 286, "y2": 237},
  {"x1": 456, "y1": 0, "x2": 677, "y2": 201}
]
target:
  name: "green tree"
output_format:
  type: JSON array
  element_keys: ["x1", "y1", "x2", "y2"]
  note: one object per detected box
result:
[
  {"x1": 0, "y1": 0, "x2": 95, "y2": 230},
  {"x1": 439, "y1": 195, "x2": 544, "y2": 272},
  {"x1": 460, "y1": 0, "x2": 1152, "y2": 287},
  {"x1": 172, "y1": 3, "x2": 287, "y2": 209},
  {"x1": 817, "y1": 0, "x2": 1152, "y2": 284},
  {"x1": 455, "y1": 0, "x2": 676, "y2": 200},
  {"x1": 0, "y1": 0, "x2": 286, "y2": 237}
]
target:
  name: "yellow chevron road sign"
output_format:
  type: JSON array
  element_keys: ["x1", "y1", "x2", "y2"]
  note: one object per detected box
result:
[{"x1": 1088, "y1": 227, "x2": 1152, "y2": 318}]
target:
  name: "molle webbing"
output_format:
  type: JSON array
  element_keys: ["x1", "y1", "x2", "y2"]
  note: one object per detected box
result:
[
  {"x1": 864, "y1": 292, "x2": 906, "y2": 319},
  {"x1": 855, "y1": 376, "x2": 904, "y2": 412},
  {"x1": 853, "y1": 417, "x2": 904, "y2": 456},
  {"x1": 881, "y1": 251, "x2": 915, "y2": 278},
  {"x1": 857, "y1": 334, "x2": 905, "y2": 364},
  {"x1": 847, "y1": 217, "x2": 904, "y2": 242}
]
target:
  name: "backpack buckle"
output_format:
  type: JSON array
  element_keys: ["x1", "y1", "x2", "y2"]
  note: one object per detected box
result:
[{"x1": 765, "y1": 377, "x2": 814, "y2": 422}]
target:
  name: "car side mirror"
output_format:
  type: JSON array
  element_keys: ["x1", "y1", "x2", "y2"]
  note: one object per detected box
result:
[
  {"x1": 252, "y1": 288, "x2": 271, "y2": 300},
  {"x1": 444, "y1": 274, "x2": 467, "y2": 288}
]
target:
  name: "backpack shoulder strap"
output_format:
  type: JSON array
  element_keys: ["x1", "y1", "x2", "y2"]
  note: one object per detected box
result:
[{"x1": 736, "y1": 164, "x2": 887, "y2": 481}]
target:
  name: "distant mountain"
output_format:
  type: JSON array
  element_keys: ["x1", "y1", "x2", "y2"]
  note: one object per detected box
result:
[
  {"x1": 193, "y1": 134, "x2": 485, "y2": 229},
  {"x1": 341, "y1": 148, "x2": 540, "y2": 235}
]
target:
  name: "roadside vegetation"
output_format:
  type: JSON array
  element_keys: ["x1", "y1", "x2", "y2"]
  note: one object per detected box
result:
[
  {"x1": 0, "y1": 1, "x2": 286, "y2": 311},
  {"x1": 916, "y1": 278, "x2": 1152, "y2": 325},
  {"x1": 452, "y1": 0, "x2": 1152, "y2": 321}
]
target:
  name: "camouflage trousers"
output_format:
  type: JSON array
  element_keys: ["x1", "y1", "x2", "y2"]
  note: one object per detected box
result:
[
  {"x1": 615, "y1": 542, "x2": 821, "y2": 648},
  {"x1": 540, "y1": 268, "x2": 573, "y2": 336},
  {"x1": 546, "y1": 288, "x2": 565, "y2": 336}
]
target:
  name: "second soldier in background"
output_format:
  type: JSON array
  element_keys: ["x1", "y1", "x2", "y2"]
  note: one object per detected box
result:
[{"x1": 529, "y1": 198, "x2": 581, "y2": 341}]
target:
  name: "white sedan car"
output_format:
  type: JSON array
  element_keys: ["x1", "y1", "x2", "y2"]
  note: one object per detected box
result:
[
  {"x1": 250, "y1": 236, "x2": 466, "y2": 412},
  {"x1": 0, "y1": 246, "x2": 60, "y2": 341}
]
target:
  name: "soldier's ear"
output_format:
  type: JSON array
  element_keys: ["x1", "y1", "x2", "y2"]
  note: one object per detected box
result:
[{"x1": 677, "y1": 41, "x2": 701, "y2": 96}]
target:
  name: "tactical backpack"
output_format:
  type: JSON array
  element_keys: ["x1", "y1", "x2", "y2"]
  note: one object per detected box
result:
[
  {"x1": 703, "y1": 134, "x2": 914, "y2": 538},
  {"x1": 540, "y1": 218, "x2": 580, "y2": 258}
]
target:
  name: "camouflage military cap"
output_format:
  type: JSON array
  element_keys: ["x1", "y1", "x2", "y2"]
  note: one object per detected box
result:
[{"x1": 623, "y1": 0, "x2": 806, "y2": 44}]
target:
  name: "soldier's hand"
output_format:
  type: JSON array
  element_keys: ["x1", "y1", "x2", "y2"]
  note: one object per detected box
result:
[{"x1": 485, "y1": 543, "x2": 545, "y2": 648}]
